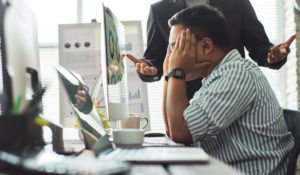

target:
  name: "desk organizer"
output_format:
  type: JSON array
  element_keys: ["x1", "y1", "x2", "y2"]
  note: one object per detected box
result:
[{"x1": 0, "y1": 114, "x2": 44, "y2": 153}]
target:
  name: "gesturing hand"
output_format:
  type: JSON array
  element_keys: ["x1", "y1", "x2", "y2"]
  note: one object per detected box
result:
[
  {"x1": 126, "y1": 54, "x2": 158, "y2": 76},
  {"x1": 268, "y1": 34, "x2": 296, "y2": 64}
]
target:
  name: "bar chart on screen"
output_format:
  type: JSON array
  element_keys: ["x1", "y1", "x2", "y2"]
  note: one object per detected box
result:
[{"x1": 129, "y1": 89, "x2": 141, "y2": 100}]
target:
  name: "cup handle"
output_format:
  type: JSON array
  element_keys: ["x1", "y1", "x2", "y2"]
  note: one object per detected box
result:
[{"x1": 141, "y1": 117, "x2": 149, "y2": 130}]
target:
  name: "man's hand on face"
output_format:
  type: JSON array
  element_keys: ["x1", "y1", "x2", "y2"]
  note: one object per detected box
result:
[
  {"x1": 267, "y1": 34, "x2": 296, "y2": 64},
  {"x1": 125, "y1": 54, "x2": 158, "y2": 76},
  {"x1": 163, "y1": 48, "x2": 171, "y2": 76},
  {"x1": 169, "y1": 28, "x2": 210, "y2": 75}
]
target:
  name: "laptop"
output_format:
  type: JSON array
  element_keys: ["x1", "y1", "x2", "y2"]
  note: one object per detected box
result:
[{"x1": 57, "y1": 65, "x2": 209, "y2": 163}]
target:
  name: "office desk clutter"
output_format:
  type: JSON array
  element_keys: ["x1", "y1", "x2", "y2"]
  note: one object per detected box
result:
[
  {"x1": 0, "y1": 0, "x2": 245, "y2": 174},
  {"x1": 0, "y1": 150, "x2": 131, "y2": 175}
]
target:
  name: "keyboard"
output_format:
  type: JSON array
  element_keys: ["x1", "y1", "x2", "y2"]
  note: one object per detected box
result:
[
  {"x1": 143, "y1": 137, "x2": 184, "y2": 147},
  {"x1": 0, "y1": 149, "x2": 130, "y2": 175},
  {"x1": 99, "y1": 147, "x2": 209, "y2": 163}
]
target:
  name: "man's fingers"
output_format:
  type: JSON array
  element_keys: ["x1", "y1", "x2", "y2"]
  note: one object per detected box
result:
[
  {"x1": 144, "y1": 66, "x2": 157, "y2": 75},
  {"x1": 267, "y1": 53, "x2": 273, "y2": 63},
  {"x1": 136, "y1": 62, "x2": 157, "y2": 75},
  {"x1": 286, "y1": 47, "x2": 291, "y2": 54},
  {"x1": 140, "y1": 63, "x2": 146, "y2": 74},
  {"x1": 126, "y1": 53, "x2": 143, "y2": 64},
  {"x1": 166, "y1": 48, "x2": 171, "y2": 60},
  {"x1": 136, "y1": 63, "x2": 141, "y2": 71},
  {"x1": 174, "y1": 35, "x2": 180, "y2": 51},
  {"x1": 190, "y1": 33, "x2": 196, "y2": 57},
  {"x1": 184, "y1": 28, "x2": 191, "y2": 52},
  {"x1": 272, "y1": 46, "x2": 281, "y2": 58},
  {"x1": 285, "y1": 34, "x2": 296, "y2": 47},
  {"x1": 179, "y1": 30, "x2": 186, "y2": 50},
  {"x1": 144, "y1": 66, "x2": 151, "y2": 72},
  {"x1": 149, "y1": 67, "x2": 158, "y2": 75}
]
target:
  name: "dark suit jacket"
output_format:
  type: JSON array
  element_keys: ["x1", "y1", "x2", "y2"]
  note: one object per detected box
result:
[{"x1": 140, "y1": 0, "x2": 286, "y2": 99}]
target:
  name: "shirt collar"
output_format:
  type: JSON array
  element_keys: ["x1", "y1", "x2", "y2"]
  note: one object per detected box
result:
[
  {"x1": 202, "y1": 49, "x2": 241, "y2": 85},
  {"x1": 214, "y1": 49, "x2": 241, "y2": 71}
]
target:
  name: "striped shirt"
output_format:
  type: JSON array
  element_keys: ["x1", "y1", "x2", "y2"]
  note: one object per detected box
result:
[{"x1": 183, "y1": 49, "x2": 294, "y2": 175}]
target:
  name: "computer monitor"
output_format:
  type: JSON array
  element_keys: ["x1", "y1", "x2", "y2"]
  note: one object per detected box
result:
[
  {"x1": 101, "y1": 3, "x2": 129, "y2": 121},
  {"x1": 0, "y1": 0, "x2": 42, "y2": 114}
]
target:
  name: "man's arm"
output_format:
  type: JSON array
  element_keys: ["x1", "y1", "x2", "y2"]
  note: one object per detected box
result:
[
  {"x1": 241, "y1": 0, "x2": 285, "y2": 69},
  {"x1": 141, "y1": 4, "x2": 168, "y2": 81},
  {"x1": 164, "y1": 29, "x2": 205, "y2": 145},
  {"x1": 162, "y1": 79, "x2": 170, "y2": 137},
  {"x1": 162, "y1": 50, "x2": 171, "y2": 137},
  {"x1": 166, "y1": 78, "x2": 192, "y2": 144}
]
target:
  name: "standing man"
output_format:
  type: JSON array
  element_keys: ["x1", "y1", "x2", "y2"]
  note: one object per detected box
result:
[{"x1": 126, "y1": 0, "x2": 295, "y2": 100}]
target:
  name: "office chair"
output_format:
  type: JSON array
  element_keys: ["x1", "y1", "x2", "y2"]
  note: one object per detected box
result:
[{"x1": 283, "y1": 109, "x2": 300, "y2": 175}]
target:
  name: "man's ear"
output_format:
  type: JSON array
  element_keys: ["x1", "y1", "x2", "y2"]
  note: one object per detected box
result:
[{"x1": 201, "y1": 37, "x2": 213, "y2": 55}]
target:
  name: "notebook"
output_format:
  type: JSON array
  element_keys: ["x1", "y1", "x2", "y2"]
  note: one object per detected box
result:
[{"x1": 57, "y1": 65, "x2": 209, "y2": 163}]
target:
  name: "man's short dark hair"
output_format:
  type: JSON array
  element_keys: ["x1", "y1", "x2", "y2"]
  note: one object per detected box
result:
[{"x1": 168, "y1": 5, "x2": 231, "y2": 50}]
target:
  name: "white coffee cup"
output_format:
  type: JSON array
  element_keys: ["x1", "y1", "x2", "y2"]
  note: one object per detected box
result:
[
  {"x1": 113, "y1": 128, "x2": 144, "y2": 147},
  {"x1": 120, "y1": 114, "x2": 149, "y2": 130}
]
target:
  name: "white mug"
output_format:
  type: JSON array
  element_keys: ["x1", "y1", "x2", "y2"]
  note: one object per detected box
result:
[
  {"x1": 113, "y1": 128, "x2": 144, "y2": 147},
  {"x1": 120, "y1": 114, "x2": 149, "y2": 130}
]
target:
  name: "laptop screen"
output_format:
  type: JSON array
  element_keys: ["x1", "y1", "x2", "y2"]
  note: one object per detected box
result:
[{"x1": 57, "y1": 65, "x2": 107, "y2": 139}]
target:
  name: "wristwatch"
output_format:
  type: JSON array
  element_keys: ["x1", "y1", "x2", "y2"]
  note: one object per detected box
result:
[{"x1": 165, "y1": 68, "x2": 185, "y2": 81}]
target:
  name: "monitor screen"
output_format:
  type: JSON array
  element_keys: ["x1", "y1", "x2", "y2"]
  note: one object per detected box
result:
[
  {"x1": 101, "y1": 3, "x2": 129, "y2": 121},
  {"x1": 0, "y1": 0, "x2": 42, "y2": 114}
]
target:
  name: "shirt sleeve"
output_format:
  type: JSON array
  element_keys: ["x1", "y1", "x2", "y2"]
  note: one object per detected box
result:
[{"x1": 183, "y1": 65, "x2": 256, "y2": 141}]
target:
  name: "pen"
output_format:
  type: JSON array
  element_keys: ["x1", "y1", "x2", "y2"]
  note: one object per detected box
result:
[{"x1": 11, "y1": 95, "x2": 23, "y2": 115}]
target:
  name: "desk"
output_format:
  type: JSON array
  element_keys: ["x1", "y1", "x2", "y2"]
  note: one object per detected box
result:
[
  {"x1": 0, "y1": 136, "x2": 243, "y2": 175},
  {"x1": 101, "y1": 136, "x2": 243, "y2": 175},
  {"x1": 129, "y1": 158, "x2": 243, "y2": 175}
]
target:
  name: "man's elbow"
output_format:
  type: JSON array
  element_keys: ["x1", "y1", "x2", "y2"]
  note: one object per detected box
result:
[{"x1": 170, "y1": 132, "x2": 193, "y2": 145}]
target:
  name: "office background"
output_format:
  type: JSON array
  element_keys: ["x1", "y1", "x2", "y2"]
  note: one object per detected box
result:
[{"x1": 0, "y1": 0, "x2": 297, "y2": 132}]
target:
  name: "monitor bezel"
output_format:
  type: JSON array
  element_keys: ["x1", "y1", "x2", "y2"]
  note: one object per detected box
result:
[{"x1": 100, "y1": 3, "x2": 129, "y2": 121}]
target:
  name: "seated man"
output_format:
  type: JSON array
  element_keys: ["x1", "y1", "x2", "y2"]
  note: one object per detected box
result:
[{"x1": 162, "y1": 5, "x2": 295, "y2": 175}]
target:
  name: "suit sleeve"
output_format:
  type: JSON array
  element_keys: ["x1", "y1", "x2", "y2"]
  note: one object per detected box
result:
[
  {"x1": 138, "y1": 5, "x2": 168, "y2": 82},
  {"x1": 241, "y1": 0, "x2": 286, "y2": 69}
]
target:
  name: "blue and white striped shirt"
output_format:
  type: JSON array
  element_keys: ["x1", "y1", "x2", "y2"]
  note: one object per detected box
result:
[{"x1": 183, "y1": 49, "x2": 294, "y2": 175}]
